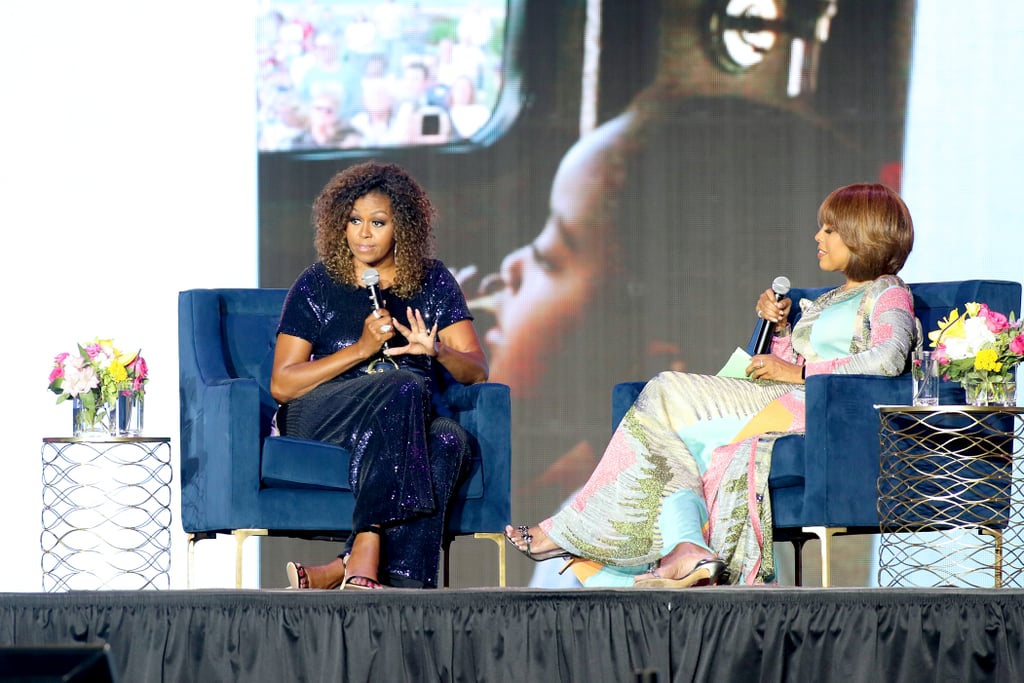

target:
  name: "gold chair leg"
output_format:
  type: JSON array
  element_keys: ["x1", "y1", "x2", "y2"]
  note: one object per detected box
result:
[
  {"x1": 232, "y1": 529, "x2": 269, "y2": 589},
  {"x1": 474, "y1": 532, "x2": 507, "y2": 587},
  {"x1": 980, "y1": 528, "x2": 1004, "y2": 588},
  {"x1": 801, "y1": 526, "x2": 847, "y2": 587},
  {"x1": 187, "y1": 533, "x2": 197, "y2": 589}
]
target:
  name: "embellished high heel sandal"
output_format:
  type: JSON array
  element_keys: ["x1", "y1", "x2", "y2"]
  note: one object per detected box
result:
[
  {"x1": 286, "y1": 559, "x2": 348, "y2": 589},
  {"x1": 634, "y1": 557, "x2": 728, "y2": 589},
  {"x1": 286, "y1": 561, "x2": 309, "y2": 590},
  {"x1": 504, "y1": 524, "x2": 572, "y2": 562},
  {"x1": 339, "y1": 575, "x2": 384, "y2": 590}
]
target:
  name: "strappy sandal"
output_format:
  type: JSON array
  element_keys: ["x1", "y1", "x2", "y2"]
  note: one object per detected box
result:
[
  {"x1": 286, "y1": 561, "x2": 309, "y2": 589},
  {"x1": 338, "y1": 526, "x2": 384, "y2": 590},
  {"x1": 633, "y1": 557, "x2": 728, "y2": 589},
  {"x1": 340, "y1": 575, "x2": 384, "y2": 590},
  {"x1": 504, "y1": 524, "x2": 572, "y2": 562}
]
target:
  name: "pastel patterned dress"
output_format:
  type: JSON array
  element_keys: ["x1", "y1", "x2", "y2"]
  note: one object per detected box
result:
[{"x1": 542, "y1": 275, "x2": 915, "y2": 585}]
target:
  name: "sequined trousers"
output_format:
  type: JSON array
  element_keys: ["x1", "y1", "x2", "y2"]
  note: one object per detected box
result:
[{"x1": 278, "y1": 369, "x2": 469, "y2": 588}]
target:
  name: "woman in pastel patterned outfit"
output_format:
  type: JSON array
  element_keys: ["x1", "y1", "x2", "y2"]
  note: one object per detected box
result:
[{"x1": 505, "y1": 183, "x2": 916, "y2": 586}]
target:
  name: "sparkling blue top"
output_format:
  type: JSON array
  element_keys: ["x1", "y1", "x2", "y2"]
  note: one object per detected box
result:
[{"x1": 277, "y1": 259, "x2": 473, "y2": 381}]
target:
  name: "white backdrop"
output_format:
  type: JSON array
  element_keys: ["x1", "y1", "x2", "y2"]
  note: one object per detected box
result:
[
  {"x1": 0, "y1": 2, "x2": 257, "y2": 590},
  {"x1": 0, "y1": 1, "x2": 1020, "y2": 592}
]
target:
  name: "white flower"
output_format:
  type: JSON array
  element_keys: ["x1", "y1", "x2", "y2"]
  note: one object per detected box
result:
[
  {"x1": 962, "y1": 317, "x2": 996, "y2": 356},
  {"x1": 63, "y1": 362, "x2": 99, "y2": 397}
]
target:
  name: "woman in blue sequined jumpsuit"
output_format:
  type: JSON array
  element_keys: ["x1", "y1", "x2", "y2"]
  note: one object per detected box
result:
[{"x1": 271, "y1": 162, "x2": 489, "y2": 589}]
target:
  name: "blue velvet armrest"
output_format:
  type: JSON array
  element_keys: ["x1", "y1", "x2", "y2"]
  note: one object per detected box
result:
[
  {"x1": 797, "y1": 373, "x2": 908, "y2": 527},
  {"x1": 442, "y1": 382, "x2": 512, "y2": 533},
  {"x1": 179, "y1": 290, "x2": 265, "y2": 533}
]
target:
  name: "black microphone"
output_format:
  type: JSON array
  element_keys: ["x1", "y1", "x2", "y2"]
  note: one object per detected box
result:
[
  {"x1": 752, "y1": 276, "x2": 791, "y2": 355},
  {"x1": 361, "y1": 268, "x2": 390, "y2": 354}
]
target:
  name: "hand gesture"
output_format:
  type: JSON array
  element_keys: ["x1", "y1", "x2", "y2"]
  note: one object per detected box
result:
[{"x1": 387, "y1": 307, "x2": 440, "y2": 357}]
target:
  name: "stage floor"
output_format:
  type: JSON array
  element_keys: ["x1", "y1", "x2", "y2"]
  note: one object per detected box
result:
[{"x1": 2, "y1": 587, "x2": 1022, "y2": 682}]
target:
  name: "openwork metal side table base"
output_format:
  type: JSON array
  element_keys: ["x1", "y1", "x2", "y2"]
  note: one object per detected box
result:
[
  {"x1": 41, "y1": 437, "x2": 172, "y2": 591},
  {"x1": 877, "y1": 407, "x2": 1024, "y2": 588}
]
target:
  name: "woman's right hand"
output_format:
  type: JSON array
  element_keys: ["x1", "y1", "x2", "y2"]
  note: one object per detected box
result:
[
  {"x1": 756, "y1": 289, "x2": 792, "y2": 329},
  {"x1": 360, "y1": 308, "x2": 396, "y2": 353}
]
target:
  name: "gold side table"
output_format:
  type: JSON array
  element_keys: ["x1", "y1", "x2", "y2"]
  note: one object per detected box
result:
[
  {"x1": 877, "y1": 406, "x2": 1024, "y2": 587},
  {"x1": 41, "y1": 437, "x2": 172, "y2": 591}
]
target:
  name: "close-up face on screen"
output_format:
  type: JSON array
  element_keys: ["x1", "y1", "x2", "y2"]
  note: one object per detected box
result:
[{"x1": 256, "y1": 0, "x2": 915, "y2": 587}]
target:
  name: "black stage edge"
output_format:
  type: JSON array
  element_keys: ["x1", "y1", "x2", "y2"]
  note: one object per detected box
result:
[{"x1": 2, "y1": 588, "x2": 1023, "y2": 682}]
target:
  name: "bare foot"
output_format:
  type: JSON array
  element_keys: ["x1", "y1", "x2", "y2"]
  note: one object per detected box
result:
[{"x1": 504, "y1": 523, "x2": 566, "y2": 559}]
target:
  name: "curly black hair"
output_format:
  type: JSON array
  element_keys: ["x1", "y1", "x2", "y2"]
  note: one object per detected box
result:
[{"x1": 313, "y1": 161, "x2": 436, "y2": 299}]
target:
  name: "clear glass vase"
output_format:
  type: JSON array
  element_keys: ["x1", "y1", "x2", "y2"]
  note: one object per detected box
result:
[
  {"x1": 962, "y1": 376, "x2": 1017, "y2": 407},
  {"x1": 72, "y1": 393, "x2": 117, "y2": 438},
  {"x1": 117, "y1": 391, "x2": 144, "y2": 436}
]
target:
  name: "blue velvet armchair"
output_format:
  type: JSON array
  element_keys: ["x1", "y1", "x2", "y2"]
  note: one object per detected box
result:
[
  {"x1": 178, "y1": 288, "x2": 512, "y2": 587},
  {"x1": 611, "y1": 279, "x2": 1022, "y2": 586}
]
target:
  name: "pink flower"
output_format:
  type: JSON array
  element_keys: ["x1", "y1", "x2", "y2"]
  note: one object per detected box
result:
[
  {"x1": 933, "y1": 344, "x2": 949, "y2": 365},
  {"x1": 131, "y1": 356, "x2": 148, "y2": 380},
  {"x1": 985, "y1": 309, "x2": 1010, "y2": 334},
  {"x1": 48, "y1": 352, "x2": 69, "y2": 384},
  {"x1": 1011, "y1": 333, "x2": 1024, "y2": 356},
  {"x1": 48, "y1": 365, "x2": 63, "y2": 383}
]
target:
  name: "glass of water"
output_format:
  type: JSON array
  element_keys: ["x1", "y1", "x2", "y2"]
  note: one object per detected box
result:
[{"x1": 912, "y1": 350, "x2": 940, "y2": 406}]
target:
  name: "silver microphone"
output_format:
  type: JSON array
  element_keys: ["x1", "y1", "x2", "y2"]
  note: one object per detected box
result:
[
  {"x1": 361, "y1": 268, "x2": 391, "y2": 354},
  {"x1": 752, "y1": 276, "x2": 791, "y2": 355}
]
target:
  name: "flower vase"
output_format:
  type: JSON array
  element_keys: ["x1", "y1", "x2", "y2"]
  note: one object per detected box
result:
[
  {"x1": 963, "y1": 376, "x2": 1017, "y2": 407},
  {"x1": 117, "y1": 391, "x2": 144, "y2": 436},
  {"x1": 72, "y1": 394, "x2": 117, "y2": 438}
]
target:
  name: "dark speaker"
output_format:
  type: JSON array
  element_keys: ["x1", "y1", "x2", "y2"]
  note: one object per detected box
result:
[{"x1": 0, "y1": 643, "x2": 117, "y2": 682}]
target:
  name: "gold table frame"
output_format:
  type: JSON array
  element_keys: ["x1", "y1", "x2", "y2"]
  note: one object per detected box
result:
[
  {"x1": 877, "y1": 406, "x2": 1024, "y2": 588},
  {"x1": 41, "y1": 437, "x2": 173, "y2": 591}
]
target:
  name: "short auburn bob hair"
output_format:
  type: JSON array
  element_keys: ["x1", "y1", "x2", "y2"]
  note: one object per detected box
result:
[{"x1": 817, "y1": 183, "x2": 914, "y2": 282}]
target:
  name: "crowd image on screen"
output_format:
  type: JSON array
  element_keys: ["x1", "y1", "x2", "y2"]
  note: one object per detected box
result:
[{"x1": 256, "y1": 0, "x2": 505, "y2": 152}]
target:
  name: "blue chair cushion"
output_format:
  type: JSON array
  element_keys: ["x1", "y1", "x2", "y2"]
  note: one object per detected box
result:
[
  {"x1": 261, "y1": 436, "x2": 352, "y2": 491},
  {"x1": 766, "y1": 435, "x2": 805, "y2": 489}
]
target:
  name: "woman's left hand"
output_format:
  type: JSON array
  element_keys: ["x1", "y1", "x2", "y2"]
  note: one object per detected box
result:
[
  {"x1": 386, "y1": 307, "x2": 440, "y2": 357},
  {"x1": 747, "y1": 354, "x2": 803, "y2": 383}
]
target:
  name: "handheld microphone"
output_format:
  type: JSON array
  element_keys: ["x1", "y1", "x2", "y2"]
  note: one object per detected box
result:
[
  {"x1": 752, "y1": 276, "x2": 791, "y2": 355},
  {"x1": 361, "y1": 269, "x2": 396, "y2": 368},
  {"x1": 361, "y1": 268, "x2": 385, "y2": 313}
]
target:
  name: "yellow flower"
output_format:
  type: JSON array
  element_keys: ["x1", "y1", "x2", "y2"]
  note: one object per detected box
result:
[
  {"x1": 116, "y1": 349, "x2": 139, "y2": 366},
  {"x1": 964, "y1": 302, "x2": 982, "y2": 317},
  {"x1": 109, "y1": 360, "x2": 129, "y2": 383},
  {"x1": 974, "y1": 348, "x2": 1003, "y2": 372},
  {"x1": 929, "y1": 308, "x2": 965, "y2": 347}
]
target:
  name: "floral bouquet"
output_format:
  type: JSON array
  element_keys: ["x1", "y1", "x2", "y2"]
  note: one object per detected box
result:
[
  {"x1": 48, "y1": 338, "x2": 149, "y2": 435},
  {"x1": 928, "y1": 302, "x2": 1024, "y2": 405}
]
